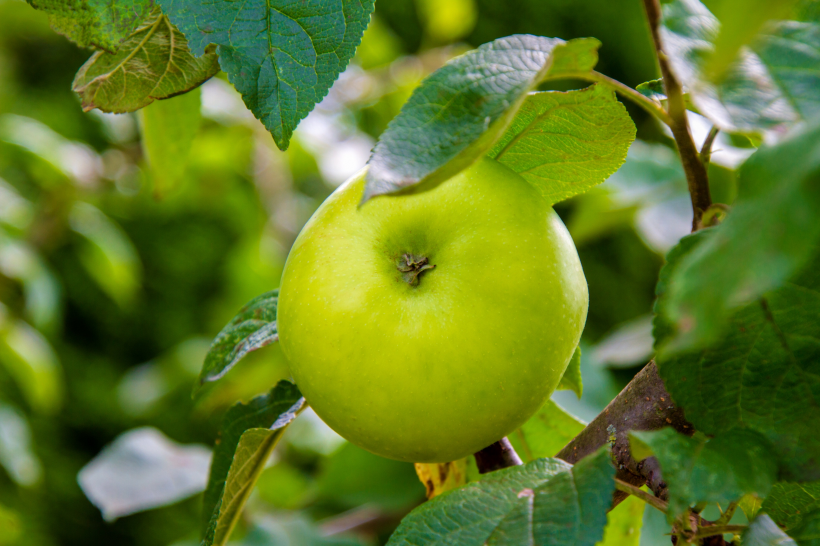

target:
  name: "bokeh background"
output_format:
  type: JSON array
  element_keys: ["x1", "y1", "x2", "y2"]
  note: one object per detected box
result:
[{"x1": 0, "y1": 0, "x2": 751, "y2": 544}]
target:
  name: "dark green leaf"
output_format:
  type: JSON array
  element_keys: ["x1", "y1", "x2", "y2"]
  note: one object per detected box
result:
[
  {"x1": 629, "y1": 428, "x2": 777, "y2": 517},
  {"x1": 790, "y1": 509, "x2": 820, "y2": 546},
  {"x1": 636, "y1": 79, "x2": 665, "y2": 101},
  {"x1": 744, "y1": 514, "x2": 798, "y2": 546},
  {"x1": 363, "y1": 36, "x2": 602, "y2": 202},
  {"x1": 660, "y1": 0, "x2": 820, "y2": 136},
  {"x1": 509, "y1": 399, "x2": 585, "y2": 462},
  {"x1": 557, "y1": 346, "x2": 583, "y2": 398},
  {"x1": 202, "y1": 381, "x2": 304, "y2": 537},
  {"x1": 659, "y1": 121, "x2": 820, "y2": 352},
  {"x1": 158, "y1": 0, "x2": 375, "y2": 150},
  {"x1": 762, "y1": 482, "x2": 820, "y2": 531},
  {"x1": 139, "y1": 87, "x2": 202, "y2": 196},
  {"x1": 198, "y1": 290, "x2": 279, "y2": 390},
  {"x1": 489, "y1": 85, "x2": 635, "y2": 206},
  {"x1": 386, "y1": 449, "x2": 614, "y2": 546},
  {"x1": 654, "y1": 231, "x2": 820, "y2": 480},
  {"x1": 72, "y1": 9, "x2": 219, "y2": 113},
  {"x1": 26, "y1": 0, "x2": 153, "y2": 51}
]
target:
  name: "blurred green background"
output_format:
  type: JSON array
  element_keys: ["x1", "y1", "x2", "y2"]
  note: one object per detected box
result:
[{"x1": 0, "y1": 0, "x2": 749, "y2": 544}]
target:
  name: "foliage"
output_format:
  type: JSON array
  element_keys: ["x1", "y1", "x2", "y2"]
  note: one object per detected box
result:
[{"x1": 3, "y1": 0, "x2": 820, "y2": 544}]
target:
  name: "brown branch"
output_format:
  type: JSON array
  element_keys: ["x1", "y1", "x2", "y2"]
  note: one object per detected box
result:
[
  {"x1": 642, "y1": 0, "x2": 712, "y2": 229},
  {"x1": 474, "y1": 437, "x2": 523, "y2": 474},
  {"x1": 700, "y1": 126, "x2": 720, "y2": 169},
  {"x1": 555, "y1": 361, "x2": 692, "y2": 505}
]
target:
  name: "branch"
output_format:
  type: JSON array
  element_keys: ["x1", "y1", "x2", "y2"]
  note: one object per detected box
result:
[
  {"x1": 641, "y1": 0, "x2": 712, "y2": 229},
  {"x1": 474, "y1": 437, "x2": 523, "y2": 474},
  {"x1": 615, "y1": 479, "x2": 668, "y2": 513},
  {"x1": 700, "y1": 126, "x2": 720, "y2": 169},
  {"x1": 555, "y1": 361, "x2": 692, "y2": 505}
]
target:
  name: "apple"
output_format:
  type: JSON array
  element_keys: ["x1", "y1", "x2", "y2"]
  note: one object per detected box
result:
[{"x1": 277, "y1": 157, "x2": 588, "y2": 462}]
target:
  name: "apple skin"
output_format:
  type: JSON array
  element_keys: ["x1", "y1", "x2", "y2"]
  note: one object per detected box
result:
[{"x1": 277, "y1": 157, "x2": 588, "y2": 463}]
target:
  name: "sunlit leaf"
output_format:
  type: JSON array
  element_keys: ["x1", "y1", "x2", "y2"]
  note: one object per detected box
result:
[
  {"x1": 69, "y1": 203, "x2": 142, "y2": 307},
  {"x1": 0, "y1": 404, "x2": 42, "y2": 487},
  {"x1": 660, "y1": 0, "x2": 820, "y2": 137},
  {"x1": 0, "y1": 304, "x2": 62, "y2": 414},
  {"x1": 159, "y1": 0, "x2": 375, "y2": 150},
  {"x1": 78, "y1": 427, "x2": 211, "y2": 521},
  {"x1": 509, "y1": 399, "x2": 585, "y2": 462},
  {"x1": 364, "y1": 36, "x2": 602, "y2": 202},
  {"x1": 139, "y1": 87, "x2": 202, "y2": 196},
  {"x1": 630, "y1": 428, "x2": 777, "y2": 518},
  {"x1": 595, "y1": 495, "x2": 643, "y2": 546},
  {"x1": 202, "y1": 381, "x2": 304, "y2": 540},
  {"x1": 198, "y1": 290, "x2": 279, "y2": 391},
  {"x1": 26, "y1": 0, "x2": 153, "y2": 52},
  {"x1": 490, "y1": 85, "x2": 635, "y2": 205},
  {"x1": 73, "y1": 9, "x2": 219, "y2": 114},
  {"x1": 556, "y1": 346, "x2": 583, "y2": 398}
]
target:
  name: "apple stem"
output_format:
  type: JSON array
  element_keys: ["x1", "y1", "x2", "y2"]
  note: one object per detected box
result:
[
  {"x1": 396, "y1": 253, "x2": 436, "y2": 286},
  {"x1": 474, "y1": 437, "x2": 523, "y2": 474}
]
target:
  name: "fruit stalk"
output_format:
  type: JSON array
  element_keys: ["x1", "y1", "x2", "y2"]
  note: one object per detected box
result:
[{"x1": 474, "y1": 437, "x2": 523, "y2": 474}]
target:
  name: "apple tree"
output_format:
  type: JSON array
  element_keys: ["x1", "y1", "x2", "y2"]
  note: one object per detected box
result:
[{"x1": 19, "y1": 0, "x2": 820, "y2": 544}]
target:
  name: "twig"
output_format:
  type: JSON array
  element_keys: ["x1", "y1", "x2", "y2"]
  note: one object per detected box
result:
[
  {"x1": 693, "y1": 524, "x2": 746, "y2": 539},
  {"x1": 615, "y1": 479, "x2": 669, "y2": 513},
  {"x1": 641, "y1": 0, "x2": 712, "y2": 230},
  {"x1": 700, "y1": 126, "x2": 720, "y2": 169},
  {"x1": 715, "y1": 501, "x2": 738, "y2": 526},
  {"x1": 555, "y1": 71, "x2": 674, "y2": 127},
  {"x1": 474, "y1": 437, "x2": 523, "y2": 474}
]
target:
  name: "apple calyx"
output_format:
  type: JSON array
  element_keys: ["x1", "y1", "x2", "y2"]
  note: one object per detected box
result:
[{"x1": 397, "y1": 253, "x2": 435, "y2": 286}]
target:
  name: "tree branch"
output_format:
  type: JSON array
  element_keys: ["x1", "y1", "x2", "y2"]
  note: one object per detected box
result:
[
  {"x1": 615, "y1": 479, "x2": 669, "y2": 513},
  {"x1": 641, "y1": 0, "x2": 712, "y2": 229},
  {"x1": 555, "y1": 361, "x2": 692, "y2": 505},
  {"x1": 474, "y1": 437, "x2": 523, "y2": 474}
]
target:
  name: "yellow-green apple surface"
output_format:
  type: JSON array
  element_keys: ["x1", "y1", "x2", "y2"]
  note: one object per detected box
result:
[{"x1": 277, "y1": 157, "x2": 588, "y2": 462}]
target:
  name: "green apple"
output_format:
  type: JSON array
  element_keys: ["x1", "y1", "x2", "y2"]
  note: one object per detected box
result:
[{"x1": 278, "y1": 157, "x2": 588, "y2": 463}]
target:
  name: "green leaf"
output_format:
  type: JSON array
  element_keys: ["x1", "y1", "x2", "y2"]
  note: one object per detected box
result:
[
  {"x1": 744, "y1": 514, "x2": 798, "y2": 546},
  {"x1": 363, "y1": 36, "x2": 602, "y2": 202},
  {"x1": 654, "y1": 230, "x2": 820, "y2": 481},
  {"x1": 490, "y1": 85, "x2": 635, "y2": 205},
  {"x1": 762, "y1": 482, "x2": 820, "y2": 531},
  {"x1": 509, "y1": 399, "x2": 585, "y2": 462},
  {"x1": 636, "y1": 79, "x2": 666, "y2": 101},
  {"x1": 595, "y1": 495, "x2": 644, "y2": 546},
  {"x1": 557, "y1": 346, "x2": 583, "y2": 398},
  {"x1": 660, "y1": 0, "x2": 820, "y2": 136},
  {"x1": 386, "y1": 449, "x2": 614, "y2": 546},
  {"x1": 72, "y1": 9, "x2": 219, "y2": 114},
  {"x1": 0, "y1": 306, "x2": 63, "y2": 415},
  {"x1": 26, "y1": 0, "x2": 153, "y2": 52},
  {"x1": 69, "y1": 203, "x2": 142, "y2": 307},
  {"x1": 158, "y1": 0, "x2": 375, "y2": 150},
  {"x1": 198, "y1": 290, "x2": 279, "y2": 390},
  {"x1": 629, "y1": 428, "x2": 777, "y2": 518},
  {"x1": 139, "y1": 87, "x2": 202, "y2": 197},
  {"x1": 790, "y1": 510, "x2": 820, "y2": 546},
  {"x1": 202, "y1": 381, "x2": 304, "y2": 537},
  {"x1": 659, "y1": 121, "x2": 820, "y2": 353}
]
